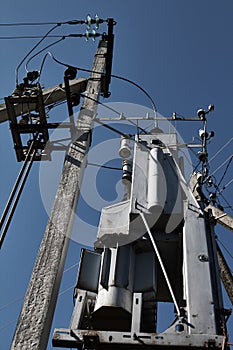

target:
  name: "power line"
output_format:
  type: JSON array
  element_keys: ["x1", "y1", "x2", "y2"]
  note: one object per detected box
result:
[
  {"x1": 25, "y1": 37, "x2": 66, "y2": 75},
  {"x1": 0, "y1": 261, "x2": 79, "y2": 313},
  {"x1": 0, "y1": 20, "x2": 87, "y2": 26},
  {"x1": 0, "y1": 133, "x2": 39, "y2": 249},
  {"x1": 88, "y1": 162, "x2": 122, "y2": 171},
  {"x1": 0, "y1": 35, "x2": 66, "y2": 39},
  {"x1": 0, "y1": 283, "x2": 76, "y2": 332},
  {"x1": 79, "y1": 92, "x2": 148, "y2": 135},
  {"x1": 220, "y1": 177, "x2": 233, "y2": 193},
  {"x1": 210, "y1": 155, "x2": 233, "y2": 177},
  {"x1": 48, "y1": 52, "x2": 158, "y2": 116},
  {"x1": 209, "y1": 137, "x2": 233, "y2": 164},
  {"x1": 16, "y1": 24, "x2": 61, "y2": 86},
  {"x1": 215, "y1": 155, "x2": 233, "y2": 193}
]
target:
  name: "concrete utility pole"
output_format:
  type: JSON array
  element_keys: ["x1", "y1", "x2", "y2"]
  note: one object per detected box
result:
[{"x1": 10, "y1": 39, "x2": 108, "y2": 350}]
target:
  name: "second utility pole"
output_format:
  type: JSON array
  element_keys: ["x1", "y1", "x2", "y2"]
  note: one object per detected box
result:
[{"x1": 11, "y1": 38, "x2": 109, "y2": 350}]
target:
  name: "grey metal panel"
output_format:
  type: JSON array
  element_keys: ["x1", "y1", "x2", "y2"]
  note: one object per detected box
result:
[
  {"x1": 100, "y1": 248, "x2": 111, "y2": 289},
  {"x1": 95, "y1": 200, "x2": 130, "y2": 247},
  {"x1": 115, "y1": 246, "x2": 131, "y2": 288},
  {"x1": 76, "y1": 249, "x2": 101, "y2": 293},
  {"x1": 183, "y1": 200, "x2": 217, "y2": 334},
  {"x1": 70, "y1": 290, "x2": 87, "y2": 329},
  {"x1": 134, "y1": 251, "x2": 157, "y2": 293}
]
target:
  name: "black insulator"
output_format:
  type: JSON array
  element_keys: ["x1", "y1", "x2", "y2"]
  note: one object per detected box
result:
[
  {"x1": 64, "y1": 66, "x2": 77, "y2": 80},
  {"x1": 198, "y1": 151, "x2": 208, "y2": 162},
  {"x1": 70, "y1": 92, "x2": 80, "y2": 106},
  {"x1": 27, "y1": 70, "x2": 39, "y2": 81}
]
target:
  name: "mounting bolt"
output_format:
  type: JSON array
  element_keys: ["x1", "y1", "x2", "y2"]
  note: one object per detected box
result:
[{"x1": 198, "y1": 254, "x2": 209, "y2": 262}]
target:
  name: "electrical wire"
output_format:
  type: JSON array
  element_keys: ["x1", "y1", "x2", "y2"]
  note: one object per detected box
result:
[
  {"x1": 0, "y1": 260, "x2": 79, "y2": 313},
  {"x1": 210, "y1": 155, "x2": 233, "y2": 177},
  {"x1": 0, "y1": 282, "x2": 77, "y2": 332},
  {"x1": 220, "y1": 177, "x2": 233, "y2": 193},
  {"x1": 0, "y1": 21, "x2": 86, "y2": 26},
  {"x1": 25, "y1": 37, "x2": 66, "y2": 75},
  {"x1": 79, "y1": 93, "x2": 148, "y2": 135},
  {"x1": 47, "y1": 52, "x2": 158, "y2": 116},
  {"x1": 209, "y1": 137, "x2": 233, "y2": 164},
  {"x1": 215, "y1": 155, "x2": 233, "y2": 193},
  {"x1": 88, "y1": 162, "x2": 122, "y2": 171},
  {"x1": 16, "y1": 24, "x2": 61, "y2": 86},
  {"x1": 0, "y1": 133, "x2": 39, "y2": 248},
  {"x1": 0, "y1": 149, "x2": 36, "y2": 249},
  {"x1": 0, "y1": 35, "x2": 66, "y2": 39}
]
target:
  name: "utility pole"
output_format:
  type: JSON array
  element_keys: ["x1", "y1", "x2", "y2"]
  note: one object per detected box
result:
[{"x1": 10, "y1": 38, "x2": 109, "y2": 350}]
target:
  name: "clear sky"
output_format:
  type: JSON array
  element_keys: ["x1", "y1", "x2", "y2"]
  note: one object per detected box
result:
[{"x1": 0, "y1": 1, "x2": 233, "y2": 349}]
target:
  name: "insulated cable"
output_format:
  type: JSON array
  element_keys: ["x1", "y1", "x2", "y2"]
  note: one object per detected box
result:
[
  {"x1": 0, "y1": 133, "x2": 39, "y2": 249},
  {"x1": 25, "y1": 37, "x2": 66, "y2": 76},
  {"x1": 16, "y1": 24, "x2": 61, "y2": 86},
  {"x1": 47, "y1": 52, "x2": 158, "y2": 117},
  {"x1": 140, "y1": 212, "x2": 181, "y2": 317},
  {"x1": 0, "y1": 20, "x2": 86, "y2": 26}
]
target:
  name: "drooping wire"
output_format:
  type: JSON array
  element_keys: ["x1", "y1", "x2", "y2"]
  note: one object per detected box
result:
[
  {"x1": 47, "y1": 52, "x2": 158, "y2": 117},
  {"x1": 16, "y1": 24, "x2": 61, "y2": 86},
  {"x1": 25, "y1": 37, "x2": 66, "y2": 76}
]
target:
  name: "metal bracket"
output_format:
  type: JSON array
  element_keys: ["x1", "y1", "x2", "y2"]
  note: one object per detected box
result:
[{"x1": 5, "y1": 86, "x2": 50, "y2": 161}]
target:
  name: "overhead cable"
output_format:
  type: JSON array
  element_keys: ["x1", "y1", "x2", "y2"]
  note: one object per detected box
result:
[{"x1": 48, "y1": 52, "x2": 158, "y2": 116}]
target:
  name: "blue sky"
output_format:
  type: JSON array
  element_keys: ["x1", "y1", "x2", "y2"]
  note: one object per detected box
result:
[{"x1": 0, "y1": 1, "x2": 233, "y2": 349}]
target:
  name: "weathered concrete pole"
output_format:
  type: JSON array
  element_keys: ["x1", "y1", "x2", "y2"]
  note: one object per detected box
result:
[{"x1": 11, "y1": 39, "x2": 108, "y2": 350}]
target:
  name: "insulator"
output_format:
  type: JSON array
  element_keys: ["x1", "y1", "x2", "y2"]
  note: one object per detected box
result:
[
  {"x1": 27, "y1": 70, "x2": 39, "y2": 82},
  {"x1": 70, "y1": 92, "x2": 80, "y2": 106},
  {"x1": 197, "y1": 109, "x2": 206, "y2": 120},
  {"x1": 95, "y1": 14, "x2": 100, "y2": 29},
  {"x1": 91, "y1": 29, "x2": 96, "y2": 42},
  {"x1": 199, "y1": 129, "x2": 208, "y2": 139},
  {"x1": 119, "y1": 136, "x2": 131, "y2": 159},
  {"x1": 64, "y1": 66, "x2": 77, "y2": 80},
  {"x1": 85, "y1": 29, "x2": 89, "y2": 41},
  {"x1": 86, "y1": 14, "x2": 92, "y2": 29},
  {"x1": 122, "y1": 159, "x2": 132, "y2": 183},
  {"x1": 198, "y1": 151, "x2": 208, "y2": 162}
]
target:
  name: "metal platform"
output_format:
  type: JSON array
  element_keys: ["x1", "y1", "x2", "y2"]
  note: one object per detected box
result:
[
  {"x1": 5, "y1": 86, "x2": 51, "y2": 161},
  {"x1": 53, "y1": 328, "x2": 226, "y2": 349}
]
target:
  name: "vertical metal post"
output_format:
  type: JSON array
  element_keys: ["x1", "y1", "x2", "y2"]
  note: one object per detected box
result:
[{"x1": 10, "y1": 39, "x2": 108, "y2": 350}]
